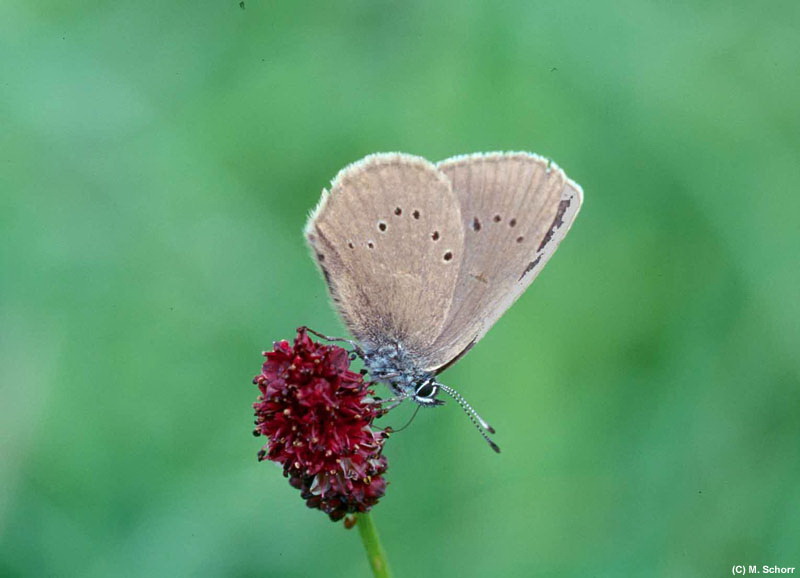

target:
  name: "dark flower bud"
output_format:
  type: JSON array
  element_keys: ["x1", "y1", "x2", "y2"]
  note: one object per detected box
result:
[{"x1": 253, "y1": 328, "x2": 389, "y2": 521}]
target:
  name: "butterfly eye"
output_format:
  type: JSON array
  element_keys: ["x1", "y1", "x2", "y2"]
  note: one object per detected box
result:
[{"x1": 415, "y1": 381, "x2": 436, "y2": 398}]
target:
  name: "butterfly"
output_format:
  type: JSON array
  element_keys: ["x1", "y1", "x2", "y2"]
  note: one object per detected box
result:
[{"x1": 304, "y1": 152, "x2": 583, "y2": 451}]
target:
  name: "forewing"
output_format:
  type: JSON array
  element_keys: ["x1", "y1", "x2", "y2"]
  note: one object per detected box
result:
[
  {"x1": 426, "y1": 152, "x2": 583, "y2": 373},
  {"x1": 305, "y1": 153, "x2": 465, "y2": 355}
]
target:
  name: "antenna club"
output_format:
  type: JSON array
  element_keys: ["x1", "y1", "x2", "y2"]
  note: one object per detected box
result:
[{"x1": 435, "y1": 382, "x2": 501, "y2": 454}]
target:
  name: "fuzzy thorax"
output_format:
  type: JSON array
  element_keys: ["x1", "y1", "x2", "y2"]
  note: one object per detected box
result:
[{"x1": 362, "y1": 342, "x2": 435, "y2": 401}]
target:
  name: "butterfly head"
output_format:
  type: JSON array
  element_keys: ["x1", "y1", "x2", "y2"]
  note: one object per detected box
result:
[
  {"x1": 352, "y1": 337, "x2": 499, "y2": 452},
  {"x1": 412, "y1": 377, "x2": 445, "y2": 406}
]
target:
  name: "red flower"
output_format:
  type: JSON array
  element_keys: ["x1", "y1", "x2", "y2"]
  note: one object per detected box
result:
[{"x1": 253, "y1": 328, "x2": 389, "y2": 521}]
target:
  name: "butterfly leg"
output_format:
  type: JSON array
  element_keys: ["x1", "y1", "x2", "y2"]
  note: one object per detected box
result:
[
  {"x1": 368, "y1": 396, "x2": 405, "y2": 412},
  {"x1": 301, "y1": 326, "x2": 365, "y2": 358}
]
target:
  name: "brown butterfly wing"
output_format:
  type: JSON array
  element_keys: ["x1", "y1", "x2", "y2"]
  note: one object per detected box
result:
[
  {"x1": 305, "y1": 153, "x2": 466, "y2": 356},
  {"x1": 425, "y1": 152, "x2": 583, "y2": 373}
]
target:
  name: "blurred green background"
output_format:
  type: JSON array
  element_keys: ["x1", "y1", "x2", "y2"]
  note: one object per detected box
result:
[{"x1": 2, "y1": 1, "x2": 799, "y2": 576}]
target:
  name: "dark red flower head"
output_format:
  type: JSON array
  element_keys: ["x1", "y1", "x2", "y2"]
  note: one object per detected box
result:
[{"x1": 253, "y1": 328, "x2": 389, "y2": 521}]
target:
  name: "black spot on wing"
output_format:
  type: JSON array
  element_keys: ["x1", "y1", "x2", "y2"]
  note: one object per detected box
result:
[
  {"x1": 537, "y1": 198, "x2": 571, "y2": 252},
  {"x1": 519, "y1": 254, "x2": 543, "y2": 281}
]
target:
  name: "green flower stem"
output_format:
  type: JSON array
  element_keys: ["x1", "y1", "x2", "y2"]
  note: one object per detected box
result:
[{"x1": 356, "y1": 512, "x2": 393, "y2": 578}]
